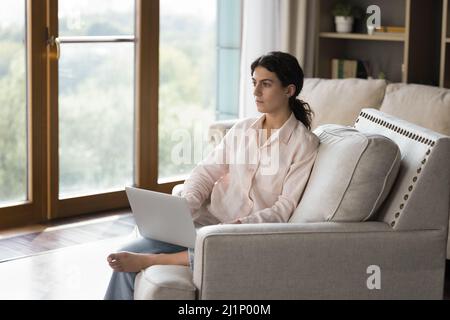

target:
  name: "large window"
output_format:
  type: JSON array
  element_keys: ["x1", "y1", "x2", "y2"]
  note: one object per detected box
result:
[
  {"x1": 0, "y1": 0, "x2": 242, "y2": 229},
  {"x1": 158, "y1": 0, "x2": 241, "y2": 181},
  {"x1": 0, "y1": 0, "x2": 27, "y2": 206}
]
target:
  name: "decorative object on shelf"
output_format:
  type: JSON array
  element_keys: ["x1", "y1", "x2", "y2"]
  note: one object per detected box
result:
[{"x1": 331, "y1": 2, "x2": 362, "y2": 33}]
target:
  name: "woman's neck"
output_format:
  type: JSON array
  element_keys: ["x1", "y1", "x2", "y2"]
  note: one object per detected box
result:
[{"x1": 263, "y1": 109, "x2": 292, "y2": 131}]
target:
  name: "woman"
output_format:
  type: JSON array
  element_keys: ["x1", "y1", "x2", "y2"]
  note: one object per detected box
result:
[{"x1": 104, "y1": 51, "x2": 319, "y2": 300}]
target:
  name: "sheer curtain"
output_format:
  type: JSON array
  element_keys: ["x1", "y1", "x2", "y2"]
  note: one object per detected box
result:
[{"x1": 239, "y1": 0, "x2": 313, "y2": 118}]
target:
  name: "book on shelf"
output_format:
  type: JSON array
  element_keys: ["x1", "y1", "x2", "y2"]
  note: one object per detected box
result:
[
  {"x1": 373, "y1": 26, "x2": 405, "y2": 35},
  {"x1": 331, "y1": 59, "x2": 370, "y2": 79}
]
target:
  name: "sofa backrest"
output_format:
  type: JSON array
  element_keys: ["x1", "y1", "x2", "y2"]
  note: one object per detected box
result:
[
  {"x1": 379, "y1": 83, "x2": 450, "y2": 136},
  {"x1": 300, "y1": 78, "x2": 387, "y2": 130},
  {"x1": 355, "y1": 108, "x2": 450, "y2": 231}
]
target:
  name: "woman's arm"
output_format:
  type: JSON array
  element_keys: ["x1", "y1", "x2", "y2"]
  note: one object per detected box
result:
[{"x1": 182, "y1": 129, "x2": 232, "y2": 213}]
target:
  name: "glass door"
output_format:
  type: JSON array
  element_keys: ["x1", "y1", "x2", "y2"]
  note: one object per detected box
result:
[{"x1": 47, "y1": 0, "x2": 136, "y2": 218}]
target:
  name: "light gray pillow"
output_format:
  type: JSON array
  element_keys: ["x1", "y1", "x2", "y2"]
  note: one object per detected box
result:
[
  {"x1": 290, "y1": 124, "x2": 401, "y2": 222},
  {"x1": 301, "y1": 78, "x2": 387, "y2": 130}
]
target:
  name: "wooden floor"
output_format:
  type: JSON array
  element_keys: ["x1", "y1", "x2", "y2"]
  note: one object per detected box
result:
[
  {"x1": 0, "y1": 210, "x2": 136, "y2": 262},
  {"x1": 0, "y1": 210, "x2": 138, "y2": 300},
  {"x1": 0, "y1": 212, "x2": 449, "y2": 300},
  {"x1": 0, "y1": 235, "x2": 138, "y2": 299}
]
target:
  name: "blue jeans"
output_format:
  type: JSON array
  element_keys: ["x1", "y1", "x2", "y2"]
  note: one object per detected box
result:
[{"x1": 104, "y1": 237, "x2": 189, "y2": 300}]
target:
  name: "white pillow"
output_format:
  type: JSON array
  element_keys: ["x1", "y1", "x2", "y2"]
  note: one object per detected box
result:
[
  {"x1": 380, "y1": 83, "x2": 450, "y2": 136},
  {"x1": 290, "y1": 124, "x2": 401, "y2": 222},
  {"x1": 300, "y1": 78, "x2": 387, "y2": 130}
]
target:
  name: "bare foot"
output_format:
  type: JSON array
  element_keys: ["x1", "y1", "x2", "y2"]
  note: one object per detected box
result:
[{"x1": 107, "y1": 252, "x2": 156, "y2": 273}]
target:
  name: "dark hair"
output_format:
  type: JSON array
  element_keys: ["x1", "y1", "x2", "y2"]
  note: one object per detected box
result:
[{"x1": 251, "y1": 51, "x2": 313, "y2": 130}]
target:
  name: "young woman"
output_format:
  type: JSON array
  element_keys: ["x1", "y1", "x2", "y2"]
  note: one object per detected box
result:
[{"x1": 104, "y1": 51, "x2": 319, "y2": 300}]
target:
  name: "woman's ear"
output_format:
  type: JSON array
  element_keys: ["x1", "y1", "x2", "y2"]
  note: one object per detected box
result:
[{"x1": 286, "y1": 84, "x2": 296, "y2": 98}]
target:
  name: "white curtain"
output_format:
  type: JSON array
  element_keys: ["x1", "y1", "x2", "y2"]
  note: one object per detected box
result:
[
  {"x1": 282, "y1": 0, "x2": 317, "y2": 76},
  {"x1": 280, "y1": 0, "x2": 308, "y2": 67},
  {"x1": 239, "y1": 0, "x2": 311, "y2": 118},
  {"x1": 239, "y1": 0, "x2": 282, "y2": 119}
]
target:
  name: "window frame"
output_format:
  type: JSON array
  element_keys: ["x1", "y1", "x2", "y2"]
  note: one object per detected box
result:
[
  {"x1": 47, "y1": 0, "x2": 181, "y2": 220},
  {"x1": 135, "y1": 0, "x2": 184, "y2": 195},
  {"x1": 1, "y1": 0, "x2": 236, "y2": 229},
  {"x1": 0, "y1": 0, "x2": 47, "y2": 228},
  {"x1": 46, "y1": 0, "x2": 132, "y2": 219}
]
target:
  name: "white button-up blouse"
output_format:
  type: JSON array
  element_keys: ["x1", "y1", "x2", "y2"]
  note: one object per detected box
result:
[{"x1": 182, "y1": 112, "x2": 320, "y2": 224}]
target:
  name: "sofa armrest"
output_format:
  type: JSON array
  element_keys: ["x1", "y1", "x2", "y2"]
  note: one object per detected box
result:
[{"x1": 193, "y1": 222, "x2": 447, "y2": 300}]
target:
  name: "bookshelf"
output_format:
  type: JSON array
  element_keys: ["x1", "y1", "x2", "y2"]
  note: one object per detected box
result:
[
  {"x1": 315, "y1": 0, "x2": 442, "y2": 85},
  {"x1": 440, "y1": 0, "x2": 450, "y2": 88}
]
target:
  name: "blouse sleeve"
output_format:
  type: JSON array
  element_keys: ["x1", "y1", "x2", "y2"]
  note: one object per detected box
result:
[{"x1": 181, "y1": 126, "x2": 232, "y2": 213}]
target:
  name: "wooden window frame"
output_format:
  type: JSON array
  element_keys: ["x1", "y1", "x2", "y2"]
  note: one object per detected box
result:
[
  {"x1": 1, "y1": 0, "x2": 183, "y2": 230},
  {"x1": 47, "y1": 0, "x2": 182, "y2": 220}
]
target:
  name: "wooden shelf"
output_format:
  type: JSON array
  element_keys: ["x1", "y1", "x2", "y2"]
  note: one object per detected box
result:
[
  {"x1": 316, "y1": 0, "x2": 441, "y2": 84},
  {"x1": 319, "y1": 32, "x2": 406, "y2": 42}
]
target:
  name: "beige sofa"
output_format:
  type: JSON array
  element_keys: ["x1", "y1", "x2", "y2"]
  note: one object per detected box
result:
[
  {"x1": 301, "y1": 79, "x2": 450, "y2": 258},
  {"x1": 134, "y1": 79, "x2": 450, "y2": 300}
]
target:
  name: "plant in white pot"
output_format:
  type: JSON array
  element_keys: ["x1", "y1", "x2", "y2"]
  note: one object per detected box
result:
[{"x1": 332, "y1": 2, "x2": 361, "y2": 33}]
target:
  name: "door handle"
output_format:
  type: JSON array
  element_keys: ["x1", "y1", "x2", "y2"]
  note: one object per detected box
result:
[{"x1": 47, "y1": 35, "x2": 60, "y2": 60}]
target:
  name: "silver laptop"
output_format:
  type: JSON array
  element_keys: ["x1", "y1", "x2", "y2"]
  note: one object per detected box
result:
[{"x1": 125, "y1": 187, "x2": 197, "y2": 248}]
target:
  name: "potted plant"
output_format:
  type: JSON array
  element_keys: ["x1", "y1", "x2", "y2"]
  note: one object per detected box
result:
[{"x1": 332, "y1": 2, "x2": 362, "y2": 33}]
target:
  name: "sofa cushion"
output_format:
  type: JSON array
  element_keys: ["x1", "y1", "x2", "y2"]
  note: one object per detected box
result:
[
  {"x1": 354, "y1": 108, "x2": 450, "y2": 232},
  {"x1": 290, "y1": 124, "x2": 401, "y2": 223},
  {"x1": 300, "y1": 78, "x2": 387, "y2": 130},
  {"x1": 379, "y1": 83, "x2": 450, "y2": 136},
  {"x1": 134, "y1": 265, "x2": 196, "y2": 300}
]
